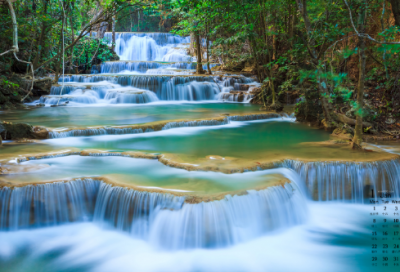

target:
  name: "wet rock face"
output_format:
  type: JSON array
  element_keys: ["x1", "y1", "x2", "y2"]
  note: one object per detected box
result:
[
  {"x1": 0, "y1": 123, "x2": 34, "y2": 140},
  {"x1": 220, "y1": 92, "x2": 245, "y2": 102},
  {"x1": 249, "y1": 87, "x2": 263, "y2": 105},
  {"x1": 234, "y1": 83, "x2": 250, "y2": 91},
  {"x1": 32, "y1": 126, "x2": 49, "y2": 139}
]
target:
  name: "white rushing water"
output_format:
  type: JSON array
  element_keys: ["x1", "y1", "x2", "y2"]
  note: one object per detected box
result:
[
  {"x1": 35, "y1": 32, "x2": 259, "y2": 105},
  {"x1": 46, "y1": 113, "x2": 286, "y2": 138},
  {"x1": 0, "y1": 175, "x2": 306, "y2": 250},
  {"x1": 107, "y1": 32, "x2": 191, "y2": 62},
  {"x1": 0, "y1": 202, "x2": 389, "y2": 272}
]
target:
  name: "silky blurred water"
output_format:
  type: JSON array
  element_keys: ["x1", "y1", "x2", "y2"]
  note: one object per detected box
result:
[{"x1": 0, "y1": 202, "x2": 394, "y2": 272}]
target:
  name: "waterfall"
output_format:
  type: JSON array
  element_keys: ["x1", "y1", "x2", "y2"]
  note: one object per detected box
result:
[
  {"x1": 47, "y1": 119, "x2": 228, "y2": 138},
  {"x1": 148, "y1": 183, "x2": 306, "y2": 249},
  {"x1": 104, "y1": 89, "x2": 159, "y2": 103},
  {"x1": 96, "y1": 61, "x2": 219, "y2": 74},
  {"x1": 34, "y1": 31, "x2": 262, "y2": 105},
  {"x1": 0, "y1": 179, "x2": 99, "y2": 230},
  {"x1": 0, "y1": 179, "x2": 306, "y2": 249},
  {"x1": 46, "y1": 113, "x2": 288, "y2": 138},
  {"x1": 40, "y1": 95, "x2": 99, "y2": 105},
  {"x1": 104, "y1": 32, "x2": 190, "y2": 46},
  {"x1": 217, "y1": 78, "x2": 260, "y2": 102},
  {"x1": 46, "y1": 75, "x2": 251, "y2": 103},
  {"x1": 162, "y1": 119, "x2": 229, "y2": 130},
  {"x1": 219, "y1": 92, "x2": 254, "y2": 102},
  {"x1": 93, "y1": 182, "x2": 185, "y2": 237},
  {"x1": 280, "y1": 158, "x2": 400, "y2": 202},
  {"x1": 34, "y1": 31, "x2": 261, "y2": 105},
  {"x1": 104, "y1": 32, "x2": 191, "y2": 61}
]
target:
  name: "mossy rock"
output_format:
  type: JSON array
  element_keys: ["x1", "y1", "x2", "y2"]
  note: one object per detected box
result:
[{"x1": 1, "y1": 123, "x2": 34, "y2": 140}]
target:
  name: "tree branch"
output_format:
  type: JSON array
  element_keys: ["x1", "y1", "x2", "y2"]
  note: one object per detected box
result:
[{"x1": 343, "y1": 0, "x2": 400, "y2": 45}]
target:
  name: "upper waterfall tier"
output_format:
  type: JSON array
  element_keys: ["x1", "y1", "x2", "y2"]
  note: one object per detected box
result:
[
  {"x1": 104, "y1": 32, "x2": 191, "y2": 62},
  {"x1": 104, "y1": 32, "x2": 190, "y2": 46},
  {"x1": 92, "y1": 61, "x2": 219, "y2": 74}
]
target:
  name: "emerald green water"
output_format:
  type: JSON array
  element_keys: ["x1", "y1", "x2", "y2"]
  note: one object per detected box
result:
[
  {"x1": 44, "y1": 120, "x2": 331, "y2": 160},
  {"x1": 2, "y1": 155, "x2": 286, "y2": 193},
  {"x1": 0, "y1": 103, "x2": 259, "y2": 128}
]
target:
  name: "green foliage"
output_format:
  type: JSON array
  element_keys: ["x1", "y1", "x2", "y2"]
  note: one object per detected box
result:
[
  {"x1": 1, "y1": 79, "x2": 19, "y2": 90},
  {"x1": 0, "y1": 0, "x2": 139, "y2": 75}
]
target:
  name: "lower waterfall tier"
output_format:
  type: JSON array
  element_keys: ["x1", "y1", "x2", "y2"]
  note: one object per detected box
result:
[
  {"x1": 40, "y1": 75, "x2": 257, "y2": 105},
  {"x1": 0, "y1": 179, "x2": 306, "y2": 249},
  {"x1": 279, "y1": 159, "x2": 400, "y2": 202}
]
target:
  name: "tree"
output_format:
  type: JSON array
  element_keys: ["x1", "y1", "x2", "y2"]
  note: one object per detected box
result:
[{"x1": 390, "y1": 0, "x2": 400, "y2": 27}]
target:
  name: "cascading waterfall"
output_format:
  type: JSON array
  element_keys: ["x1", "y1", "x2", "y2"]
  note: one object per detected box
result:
[
  {"x1": 106, "y1": 32, "x2": 191, "y2": 61},
  {"x1": 148, "y1": 183, "x2": 306, "y2": 249},
  {"x1": 0, "y1": 179, "x2": 99, "y2": 230},
  {"x1": 40, "y1": 75, "x2": 255, "y2": 105},
  {"x1": 93, "y1": 182, "x2": 185, "y2": 238},
  {"x1": 46, "y1": 113, "x2": 285, "y2": 138},
  {"x1": 48, "y1": 128, "x2": 153, "y2": 138},
  {"x1": 279, "y1": 159, "x2": 400, "y2": 202},
  {"x1": 97, "y1": 61, "x2": 219, "y2": 74},
  {"x1": 35, "y1": 32, "x2": 260, "y2": 105},
  {"x1": 10, "y1": 152, "x2": 400, "y2": 206},
  {"x1": 161, "y1": 119, "x2": 229, "y2": 130},
  {"x1": 0, "y1": 178, "x2": 306, "y2": 249},
  {"x1": 104, "y1": 32, "x2": 191, "y2": 46},
  {"x1": 104, "y1": 89, "x2": 159, "y2": 104}
]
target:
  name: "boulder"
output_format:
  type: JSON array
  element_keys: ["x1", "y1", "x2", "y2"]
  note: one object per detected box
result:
[
  {"x1": 0, "y1": 122, "x2": 34, "y2": 140},
  {"x1": 33, "y1": 126, "x2": 49, "y2": 139}
]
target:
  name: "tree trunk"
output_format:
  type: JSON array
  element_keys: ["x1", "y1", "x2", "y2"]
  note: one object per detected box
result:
[
  {"x1": 295, "y1": 0, "x2": 334, "y2": 129},
  {"x1": 268, "y1": 69, "x2": 276, "y2": 105},
  {"x1": 54, "y1": 13, "x2": 65, "y2": 83},
  {"x1": 189, "y1": 33, "x2": 195, "y2": 56},
  {"x1": 137, "y1": 10, "x2": 140, "y2": 31},
  {"x1": 32, "y1": 0, "x2": 49, "y2": 68},
  {"x1": 205, "y1": 24, "x2": 211, "y2": 74},
  {"x1": 206, "y1": 36, "x2": 211, "y2": 74},
  {"x1": 390, "y1": 0, "x2": 400, "y2": 26},
  {"x1": 112, "y1": 15, "x2": 116, "y2": 52},
  {"x1": 68, "y1": 15, "x2": 75, "y2": 73},
  {"x1": 195, "y1": 32, "x2": 205, "y2": 74},
  {"x1": 352, "y1": 1, "x2": 367, "y2": 149},
  {"x1": 249, "y1": 39, "x2": 261, "y2": 82},
  {"x1": 97, "y1": 21, "x2": 108, "y2": 39}
]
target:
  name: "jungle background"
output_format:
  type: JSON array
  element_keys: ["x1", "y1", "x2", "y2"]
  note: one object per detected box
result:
[{"x1": 0, "y1": 0, "x2": 399, "y2": 145}]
